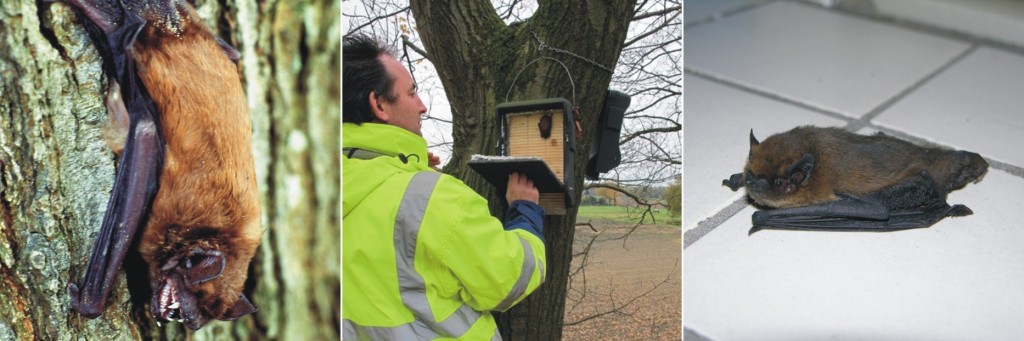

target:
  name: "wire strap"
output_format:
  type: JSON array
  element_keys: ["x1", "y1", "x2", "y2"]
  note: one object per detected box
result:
[{"x1": 504, "y1": 57, "x2": 577, "y2": 104}]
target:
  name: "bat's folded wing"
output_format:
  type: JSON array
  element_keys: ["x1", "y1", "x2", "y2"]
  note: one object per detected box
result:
[
  {"x1": 749, "y1": 196, "x2": 972, "y2": 234},
  {"x1": 64, "y1": 0, "x2": 165, "y2": 318},
  {"x1": 69, "y1": 116, "x2": 163, "y2": 317}
]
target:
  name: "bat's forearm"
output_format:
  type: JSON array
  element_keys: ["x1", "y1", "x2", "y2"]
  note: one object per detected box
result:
[{"x1": 70, "y1": 101, "x2": 164, "y2": 317}]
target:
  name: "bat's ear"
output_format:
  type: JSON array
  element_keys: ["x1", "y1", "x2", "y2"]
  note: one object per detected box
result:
[
  {"x1": 220, "y1": 294, "x2": 258, "y2": 320},
  {"x1": 787, "y1": 153, "x2": 815, "y2": 185},
  {"x1": 749, "y1": 129, "x2": 760, "y2": 146},
  {"x1": 185, "y1": 250, "x2": 226, "y2": 286}
]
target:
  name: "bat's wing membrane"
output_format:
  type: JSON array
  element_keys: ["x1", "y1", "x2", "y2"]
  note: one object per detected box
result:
[
  {"x1": 66, "y1": 0, "x2": 165, "y2": 318},
  {"x1": 750, "y1": 196, "x2": 972, "y2": 234},
  {"x1": 70, "y1": 116, "x2": 163, "y2": 316}
]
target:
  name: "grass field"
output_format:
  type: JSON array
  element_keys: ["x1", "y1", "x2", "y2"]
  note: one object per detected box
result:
[{"x1": 576, "y1": 205, "x2": 680, "y2": 227}]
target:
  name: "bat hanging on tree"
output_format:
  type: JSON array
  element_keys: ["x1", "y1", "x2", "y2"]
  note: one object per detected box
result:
[
  {"x1": 59, "y1": 0, "x2": 262, "y2": 330},
  {"x1": 723, "y1": 126, "x2": 988, "y2": 234}
]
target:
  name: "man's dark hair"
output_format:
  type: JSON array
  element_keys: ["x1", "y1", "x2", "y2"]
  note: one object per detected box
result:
[{"x1": 343, "y1": 34, "x2": 397, "y2": 124}]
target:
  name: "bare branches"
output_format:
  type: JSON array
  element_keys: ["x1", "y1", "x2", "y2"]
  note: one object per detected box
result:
[
  {"x1": 564, "y1": 259, "x2": 679, "y2": 326},
  {"x1": 401, "y1": 34, "x2": 430, "y2": 60},
  {"x1": 624, "y1": 10, "x2": 681, "y2": 48},
  {"x1": 585, "y1": 182, "x2": 664, "y2": 226},
  {"x1": 633, "y1": 5, "x2": 681, "y2": 21},
  {"x1": 497, "y1": 0, "x2": 523, "y2": 20},
  {"x1": 620, "y1": 124, "x2": 681, "y2": 145},
  {"x1": 344, "y1": 5, "x2": 411, "y2": 36},
  {"x1": 575, "y1": 221, "x2": 599, "y2": 232}
]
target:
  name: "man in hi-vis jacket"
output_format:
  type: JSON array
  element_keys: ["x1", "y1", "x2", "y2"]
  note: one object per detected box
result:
[{"x1": 342, "y1": 34, "x2": 547, "y2": 340}]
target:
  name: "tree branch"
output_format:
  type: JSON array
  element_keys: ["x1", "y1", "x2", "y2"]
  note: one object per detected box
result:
[
  {"x1": 623, "y1": 10, "x2": 681, "y2": 48},
  {"x1": 401, "y1": 34, "x2": 430, "y2": 60},
  {"x1": 620, "y1": 124, "x2": 681, "y2": 145},
  {"x1": 499, "y1": 0, "x2": 524, "y2": 20},
  {"x1": 633, "y1": 5, "x2": 681, "y2": 21},
  {"x1": 344, "y1": 5, "x2": 411, "y2": 35}
]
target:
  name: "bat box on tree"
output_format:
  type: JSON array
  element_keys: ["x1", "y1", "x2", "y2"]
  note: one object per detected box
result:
[
  {"x1": 468, "y1": 98, "x2": 577, "y2": 215},
  {"x1": 586, "y1": 90, "x2": 631, "y2": 180}
]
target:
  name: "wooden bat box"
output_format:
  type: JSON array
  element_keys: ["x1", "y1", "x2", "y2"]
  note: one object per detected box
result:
[
  {"x1": 467, "y1": 98, "x2": 577, "y2": 215},
  {"x1": 497, "y1": 98, "x2": 577, "y2": 215}
]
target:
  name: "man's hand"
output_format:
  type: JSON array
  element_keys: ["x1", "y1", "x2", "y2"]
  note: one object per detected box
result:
[
  {"x1": 427, "y1": 152, "x2": 441, "y2": 170},
  {"x1": 506, "y1": 173, "x2": 539, "y2": 204}
]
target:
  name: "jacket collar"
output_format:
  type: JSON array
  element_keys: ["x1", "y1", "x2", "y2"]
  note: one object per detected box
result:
[{"x1": 343, "y1": 122, "x2": 430, "y2": 168}]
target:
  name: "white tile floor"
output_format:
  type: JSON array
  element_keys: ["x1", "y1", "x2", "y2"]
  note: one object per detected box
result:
[
  {"x1": 685, "y1": 0, "x2": 759, "y2": 24},
  {"x1": 686, "y1": 1, "x2": 970, "y2": 118},
  {"x1": 870, "y1": 0, "x2": 1024, "y2": 48},
  {"x1": 684, "y1": 1, "x2": 1024, "y2": 339}
]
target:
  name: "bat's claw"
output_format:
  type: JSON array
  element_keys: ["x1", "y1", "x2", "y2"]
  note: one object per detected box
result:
[
  {"x1": 748, "y1": 226, "x2": 764, "y2": 236},
  {"x1": 68, "y1": 283, "x2": 103, "y2": 318},
  {"x1": 749, "y1": 211, "x2": 770, "y2": 235},
  {"x1": 948, "y1": 204, "x2": 973, "y2": 217}
]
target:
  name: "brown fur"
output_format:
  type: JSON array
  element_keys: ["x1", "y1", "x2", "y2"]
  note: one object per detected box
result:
[
  {"x1": 743, "y1": 126, "x2": 988, "y2": 208},
  {"x1": 130, "y1": 3, "x2": 261, "y2": 320}
]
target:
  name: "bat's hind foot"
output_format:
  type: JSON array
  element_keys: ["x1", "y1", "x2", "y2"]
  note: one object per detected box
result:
[
  {"x1": 947, "y1": 151, "x2": 989, "y2": 191},
  {"x1": 947, "y1": 204, "x2": 973, "y2": 217}
]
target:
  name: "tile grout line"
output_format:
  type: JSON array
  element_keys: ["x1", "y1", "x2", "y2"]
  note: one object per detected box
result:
[
  {"x1": 848, "y1": 44, "x2": 980, "y2": 130},
  {"x1": 683, "y1": 327, "x2": 715, "y2": 341},
  {"x1": 684, "y1": 197, "x2": 750, "y2": 249},
  {"x1": 684, "y1": 0, "x2": 776, "y2": 29},
  {"x1": 684, "y1": 69, "x2": 855, "y2": 124},
  {"x1": 816, "y1": 1, "x2": 1024, "y2": 57}
]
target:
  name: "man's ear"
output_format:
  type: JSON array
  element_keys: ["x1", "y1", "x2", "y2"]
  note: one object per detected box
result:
[{"x1": 368, "y1": 91, "x2": 389, "y2": 122}]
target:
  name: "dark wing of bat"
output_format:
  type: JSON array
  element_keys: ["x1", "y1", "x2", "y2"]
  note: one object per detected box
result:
[
  {"x1": 747, "y1": 196, "x2": 972, "y2": 235},
  {"x1": 65, "y1": 0, "x2": 165, "y2": 318},
  {"x1": 726, "y1": 171, "x2": 973, "y2": 235}
]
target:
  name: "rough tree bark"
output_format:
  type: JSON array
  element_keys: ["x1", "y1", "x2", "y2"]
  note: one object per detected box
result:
[
  {"x1": 409, "y1": 1, "x2": 637, "y2": 339},
  {"x1": 0, "y1": 0, "x2": 338, "y2": 339}
]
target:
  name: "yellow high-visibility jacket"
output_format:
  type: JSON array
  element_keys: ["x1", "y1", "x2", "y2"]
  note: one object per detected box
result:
[{"x1": 342, "y1": 123, "x2": 547, "y2": 340}]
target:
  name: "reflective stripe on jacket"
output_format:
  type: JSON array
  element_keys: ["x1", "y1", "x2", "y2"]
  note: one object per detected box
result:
[{"x1": 343, "y1": 123, "x2": 547, "y2": 340}]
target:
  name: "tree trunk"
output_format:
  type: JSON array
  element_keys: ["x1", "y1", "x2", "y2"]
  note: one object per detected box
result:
[
  {"x1": 0, "y1": 0, "x2": 339, "y2": 339},
  {"x1": 409, "y1": 1, "x2": 637, "y2": 339}
]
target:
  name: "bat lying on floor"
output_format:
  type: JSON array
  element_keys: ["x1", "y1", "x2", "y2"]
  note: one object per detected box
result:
[
  {"x1": 60, "y1": 0, "x2": 262, "y2": 330},
  {"x1": 723, "y1": 126, "x2": 988, "y2": 234}
]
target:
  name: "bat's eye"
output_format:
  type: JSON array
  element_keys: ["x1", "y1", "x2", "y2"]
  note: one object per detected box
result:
[{"x1": 774, "y1": 178, "x2": 784, "y2": 188}]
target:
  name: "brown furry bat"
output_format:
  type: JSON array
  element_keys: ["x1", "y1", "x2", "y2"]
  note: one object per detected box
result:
[
  {"x1": 723, "y1": 126, "x2": 988, "y2": 233},
  {"x1": 60, "y1": 0, "x2": 261, "y2": 330}
]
